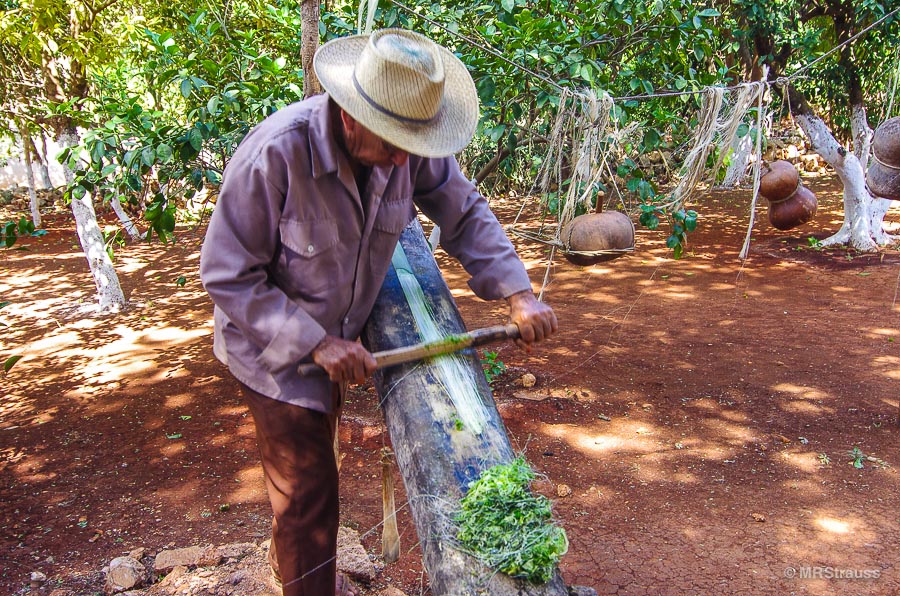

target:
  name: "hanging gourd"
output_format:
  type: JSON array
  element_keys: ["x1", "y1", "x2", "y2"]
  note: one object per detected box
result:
[
  {"x1": 866, "y1": 116, "x2": 900, "y2": 201},
  {"x1": 759, "y1": 160, "x2": 817, "y2": 230},
  {"x1": 559, "y1": 210, "x2": 635, "y2": 266}
]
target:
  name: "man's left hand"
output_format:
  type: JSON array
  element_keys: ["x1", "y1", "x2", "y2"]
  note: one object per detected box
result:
[{"x1": 506, "y1": 290, "x2": 558, "y2": 351}]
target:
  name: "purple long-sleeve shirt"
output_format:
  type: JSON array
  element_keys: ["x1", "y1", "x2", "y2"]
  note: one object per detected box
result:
[{"x1": 199, "y1": 94, "x2": 532, "y2": 412}]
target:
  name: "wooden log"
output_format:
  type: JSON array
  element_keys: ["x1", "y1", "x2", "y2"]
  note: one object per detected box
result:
[{"x1": 361, "y1": 220, "x2": 571, "y2": 596}]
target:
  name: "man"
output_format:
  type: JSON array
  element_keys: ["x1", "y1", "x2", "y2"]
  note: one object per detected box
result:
[{"x1": 200, "y1": 28, "x2": 557, "y2": 596}]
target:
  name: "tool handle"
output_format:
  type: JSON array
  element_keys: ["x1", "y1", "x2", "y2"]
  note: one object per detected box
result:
[{"x1": 297, "y1": 323, "x2": 519, "y2": 377}]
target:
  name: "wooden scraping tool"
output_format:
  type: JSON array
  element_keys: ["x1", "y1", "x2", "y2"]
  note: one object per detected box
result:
[{"x1": 296, "y1": 323, "x2": 520, "y2": 376}]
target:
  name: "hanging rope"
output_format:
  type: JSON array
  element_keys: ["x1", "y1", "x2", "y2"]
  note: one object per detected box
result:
[
  {"x1": 357, "y1": 0, "x2": 379, "y2": 34},
  {"x1": 883, "y1": 44, "x2": 900, "y2": 122},
  {"x1": 739, "y1": 68, "x2": 770, "y2": 260}
]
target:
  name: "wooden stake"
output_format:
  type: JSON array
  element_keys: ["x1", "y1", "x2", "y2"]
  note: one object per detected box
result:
[{"x1": 381, "y1": 447, "x2": 400, "y2": 563}]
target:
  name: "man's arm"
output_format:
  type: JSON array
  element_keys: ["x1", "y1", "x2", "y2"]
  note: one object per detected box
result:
[{"x1": 412, "y1": 156, "x2": 558, "y2": 348}]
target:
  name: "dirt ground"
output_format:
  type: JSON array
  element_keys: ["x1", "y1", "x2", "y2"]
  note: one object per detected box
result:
[{"x1": 2, "y1": 174, "x2": 900, "y2": 596}]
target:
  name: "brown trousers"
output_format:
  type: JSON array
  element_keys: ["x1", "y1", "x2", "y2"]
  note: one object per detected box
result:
[{"x1": 241, "y1": 383, "x2": 341, "y2": 596}]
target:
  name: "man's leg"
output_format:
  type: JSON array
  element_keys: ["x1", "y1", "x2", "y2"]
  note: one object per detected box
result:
[{"x1": 241, "y1": 383, "x2": 340, "y2": 596}]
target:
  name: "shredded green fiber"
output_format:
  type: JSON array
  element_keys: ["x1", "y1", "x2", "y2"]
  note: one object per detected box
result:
[{"x1": 454, "y1": 457, "x2": 568, "y2": 583}]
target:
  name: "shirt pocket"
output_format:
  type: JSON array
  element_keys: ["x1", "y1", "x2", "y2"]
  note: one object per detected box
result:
[{"x1": 277, "y1": 218, "x2": 345, "y2": 296}]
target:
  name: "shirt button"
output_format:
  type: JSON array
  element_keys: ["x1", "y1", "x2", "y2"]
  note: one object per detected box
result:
[
  {"x1": 344, "y1": 317, "x2": 350, "y2": 325},
  {"x1": 307, "y1": 244, "x2": 314, "y2": 253}
]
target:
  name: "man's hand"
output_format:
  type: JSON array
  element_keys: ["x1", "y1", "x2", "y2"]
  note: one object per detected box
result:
[
  {"x1": 506, "y1": 290, "x2": 558, "y2": 351},
  {"x1": 311, "y1": 336, "x2": 377, "y2": 383}
]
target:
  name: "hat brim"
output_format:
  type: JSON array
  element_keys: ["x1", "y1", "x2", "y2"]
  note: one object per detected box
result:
[
  {"x1": 866, "y1": 161, "x2": 900, "y2": 201},
  {"x1": 314, "y1": 34, "x2": 479, "y2": 159}
]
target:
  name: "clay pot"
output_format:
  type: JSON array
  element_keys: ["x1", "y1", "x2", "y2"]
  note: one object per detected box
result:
[
  {"x1": 866, "y1": 116, "x2": 900, "y2": 201},
  {"x1": 760, "y1": 160, "x2": 800, "y2": 201},
  {"x1": 560, "y1": 211, "x2": 635, "y2": 265},
  {"x1": 768, "y1": 184, "x2": 817, "y2": 230}
]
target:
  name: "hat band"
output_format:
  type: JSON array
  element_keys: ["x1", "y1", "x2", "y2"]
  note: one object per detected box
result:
[{"x1": 352, "y1": 72, "x2": 436, "y2": 126}]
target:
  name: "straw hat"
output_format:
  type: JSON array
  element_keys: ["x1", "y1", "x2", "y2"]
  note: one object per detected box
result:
[
  {"x1": 314, "y1": 29, "x2": 479, "y2": 158},
  {"x1": 866, "y1": 116, "x2": 900, "y2": 201}
]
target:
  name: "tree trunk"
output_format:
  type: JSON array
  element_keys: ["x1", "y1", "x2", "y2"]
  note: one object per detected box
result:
[
  {"x1": 58, "y1": 129, "x2": 79, "y2": 187},
  {"x1": 71, "y1": 192, "x2": 127, "y2": 312},
  {"x1": 300, "y1": 0, "x2": 322, "y2": 98},
  {"x1": 785, "y1": 84, "x2": 878, "y2": 251},
  {"x1": 37, "y1": 132, "x2": 54, "y2": 189},
  {"x1": 110, "y1": 194, "x2": 145, "y2": 241},
  {"x1": 850, "y1": 103, "x2": 873, "y2": 165},
  {"x1": 870, "y1": 197, "x2": 897, "y2": 245},
  {"x1": 360, "y1": 220, "x2": 572, "y2": 596},
  {"x1": 17, "y1": 123, "x2": 42, "y2": 229}
]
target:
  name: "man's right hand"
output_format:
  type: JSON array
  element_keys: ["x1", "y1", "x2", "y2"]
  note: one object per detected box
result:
[{"x1": 311, "y1": 336, "x2": 377, "y2": 384}]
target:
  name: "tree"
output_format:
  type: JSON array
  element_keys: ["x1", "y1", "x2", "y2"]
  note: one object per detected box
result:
[
  {"x1": 1, "y1": 0, "x2": 146, "y2": 310},
  {"x1": 732, "y1": 0, "x2": 900, "y2": 251},
  {"x1": 4, "y1": 1, "x2": 308, "y2": 310}
]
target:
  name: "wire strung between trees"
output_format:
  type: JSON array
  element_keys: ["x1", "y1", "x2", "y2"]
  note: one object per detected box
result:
[
  {"x1": 386, "y1": 0, "x2": 900, "y2": 106},
  {"x1": 385, "y1": 0, "x2": 567, "y2": 95},
  {"x1": 380, "y1": 0, "x2": 900, "y2": 277}
]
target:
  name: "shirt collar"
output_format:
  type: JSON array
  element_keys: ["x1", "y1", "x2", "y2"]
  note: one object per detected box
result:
[
  {"x1": 308, "y1": 94, "x2": 340, "y2": 180},
  {"x1": 307, "y1": 93, "x2": 400, "y2": 184}
]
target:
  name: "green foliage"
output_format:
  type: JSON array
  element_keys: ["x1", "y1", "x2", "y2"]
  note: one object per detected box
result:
[
  {"x1": 102, "y1": 226, "x2": 126, "y2": 261},
  {"x1": 639, "y1": 204, "x2": 697, "y2": 259},
  {"x1": 481, "y1": 350, "x2": 507, "y2": 384},
  {"x1": 3, "y1": 354, "x2": 22, "y2": 372},
  {"x1": 455, "y1": 457, "x2": 568, "y2": 583},
  {"x1": 323, "y1": 0, "x2": 732, "y2": 206},
  {"x1": 849, "y1": 447, "x2": 866, "y2": 468},
  {"x1": 1, "y1": 217, "x2": 46, "y2": 248},
  {"x1": 845, "y1": 446, "x2": 889, "y2": 469},
  {"x1": 3, "y1": 0, "x2": 896, "y2": 262},
  {"x1": 55, "y1": 8, "x2": 305, "y2": 244},
  {"x1": 729, "y1": 0, "x2": 900, "y2": 136}
]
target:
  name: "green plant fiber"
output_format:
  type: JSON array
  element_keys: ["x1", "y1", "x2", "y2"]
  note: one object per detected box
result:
[{"x1": 454, "y1": 457, "x2": 568, "y2": 583}]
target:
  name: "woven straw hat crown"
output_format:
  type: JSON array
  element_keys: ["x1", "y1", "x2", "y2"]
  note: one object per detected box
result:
[{"x1": 314, "y1": 29, "x2": 479, "y2": 158}]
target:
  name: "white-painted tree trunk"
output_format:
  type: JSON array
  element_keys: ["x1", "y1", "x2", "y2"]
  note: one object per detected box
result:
[
  {"x1": 721, "y1": 132, "x2": 754, "y2": 188},
  {"x1": 38, "y1": 133, "x2": 54, "y2": 189},
  {"x1": 71, "y1": 192, "x2": 127, "y2": 312},
  {"x1": 870, "y1": 197, "x2": 897, "y2": 244},
  {"x1": 58, "y1": 130, "x2": 79, "y2": 187},
  {"x1": 110, "y1": 194, "x2": 145, "y2": 241},
  {"x1": 16, "y1": 125, "x2": 42, "y2": 229},
  {"x1": 24, "y1": 151, "x2": 41, "y2": 229},
  {"x1": 851, "y1": 105, "x2": 873, "y2": 164},
  {"x1": 850, "y1": 105, "x2": 897, "y2": 244},
  {"x1": 795, "y1": 112, "x2": 878, "y2": 251}
]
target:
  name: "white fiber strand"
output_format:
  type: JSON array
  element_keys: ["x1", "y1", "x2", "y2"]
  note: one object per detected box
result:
[{"x1": 391, "y1": 244, "x2": 488, "y2": 435}]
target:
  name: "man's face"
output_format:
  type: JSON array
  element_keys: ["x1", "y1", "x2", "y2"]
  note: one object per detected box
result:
[{"x1": 340, "y1": 110, "x2": 410, "y2": 168}]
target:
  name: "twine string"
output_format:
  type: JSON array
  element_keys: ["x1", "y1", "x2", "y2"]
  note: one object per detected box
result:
[
  {"x1": 766, "y1": 177, "x2": 804, "y2": 205},
  {"x1": 872, "y1": 152, "x2": 900, "y2": 171}
]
